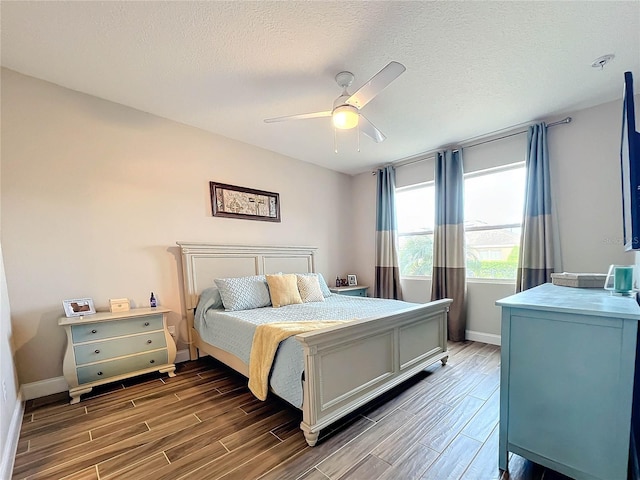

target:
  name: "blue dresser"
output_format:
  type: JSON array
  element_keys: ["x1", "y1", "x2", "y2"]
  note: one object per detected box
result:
[{"x1": 497, "y1": 283, "x2": 640, "y2": 480}]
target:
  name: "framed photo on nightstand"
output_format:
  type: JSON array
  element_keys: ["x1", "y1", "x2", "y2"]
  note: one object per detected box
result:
[{"x1": 347, "y1": 274, "x2": 358, "y2": 286}]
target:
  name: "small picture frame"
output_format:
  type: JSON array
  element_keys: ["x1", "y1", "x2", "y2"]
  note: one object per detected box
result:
[
  {"x1": 347, "y1": 274, "x2": 358, "y2": 286},
  {"x1": 63, "y1": 298, "x2": 96, "y2": 317}
]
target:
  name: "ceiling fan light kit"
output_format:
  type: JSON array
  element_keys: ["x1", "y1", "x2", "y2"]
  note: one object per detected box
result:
[
  {"x1": 332, "y1": 105, "x2": 359, "y2": 129},
  {"x1": 264, "y1": 61, "x2": 406, "y2": 147}
]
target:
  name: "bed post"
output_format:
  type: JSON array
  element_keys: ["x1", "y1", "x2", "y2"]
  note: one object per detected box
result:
[{"x1": 177, "y1": 243, "x2": 198, "y2": 360}]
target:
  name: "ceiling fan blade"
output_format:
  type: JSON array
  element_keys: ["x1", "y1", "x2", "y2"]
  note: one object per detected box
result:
[
  {"x1": 359, "y1": 115, "x2": 386, "y2": 143},
  {"x1": 346, "y1": 61, "x2": 406, "y2": 110},
  {"x1": 264, "y1": 111, "x2": 332, "y2": 123}
]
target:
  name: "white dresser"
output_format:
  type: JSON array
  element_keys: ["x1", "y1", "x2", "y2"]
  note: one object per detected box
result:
[{"x1": 59, "y1": 307, "x2": 176, "y2": 404}]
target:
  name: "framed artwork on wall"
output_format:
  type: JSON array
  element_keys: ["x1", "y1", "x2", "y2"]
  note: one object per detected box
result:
[{"x1": 210, "y1": 182, "x2": 281, "y2": 222}]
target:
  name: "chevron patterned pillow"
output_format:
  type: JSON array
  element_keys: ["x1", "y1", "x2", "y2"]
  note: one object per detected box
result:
[
  {"x1": 214, "y1": 275, "x2": 271, "y2": 311},
  {"x1": 297, "y1": 274, "x2": 325, "y2": 303}
]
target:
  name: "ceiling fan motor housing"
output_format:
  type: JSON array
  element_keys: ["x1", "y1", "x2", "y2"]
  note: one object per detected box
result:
[
  {"x1": 333, "y1": 94, "x2": 352, "y2": 110},
  {"x1": 335, "y1": 71, "x2": 354, "y2": 89}
]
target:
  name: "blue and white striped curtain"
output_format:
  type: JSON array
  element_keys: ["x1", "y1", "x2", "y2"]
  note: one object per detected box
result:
[
  {"x1": 375, "y1": 166, "x2": 403, "y2": 300},
  {"x1": 517, "y1": 123, "x2": 555, "y2": 292},
  {"x1": 431, "y1": 150, "x2": 466, "y2": 342}
]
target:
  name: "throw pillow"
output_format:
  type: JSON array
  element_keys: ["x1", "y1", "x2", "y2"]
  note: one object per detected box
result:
[
  {"x1": 214, "y1": 275, "x2": 271, "y2": 311},
  {"x1": 297, "y1": 272, "x2": 332, "y2": 297},
  {"x1": 266, "y1": 274, "x2": 303, "y2": 308},
  {"x1": 297, "y1": 275, "x2": 325, "y2": 303}
]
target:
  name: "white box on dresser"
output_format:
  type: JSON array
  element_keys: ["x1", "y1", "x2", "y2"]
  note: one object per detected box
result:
[{"x1": 58, "y1": 307, "x2": 176, "y2": 404}]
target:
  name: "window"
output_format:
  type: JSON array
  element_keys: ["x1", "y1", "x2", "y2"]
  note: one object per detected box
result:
[
  {"x1": 464, "y1": 164, "x2": 526, "y2": 280},
  {"x1": 396, "y1": 162, "x2": 526, "y2": 280},
  {"x1": 396, "y1": 183, "x2": 435, "y2": 276}
]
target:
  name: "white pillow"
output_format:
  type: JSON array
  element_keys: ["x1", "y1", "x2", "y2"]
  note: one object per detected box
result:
[
  {"x1": 297, "y1": 275, "x2": 325, "y2": 303},
  {"x1": 297, "y1": 273, "x2": 332, "y2": 297}
]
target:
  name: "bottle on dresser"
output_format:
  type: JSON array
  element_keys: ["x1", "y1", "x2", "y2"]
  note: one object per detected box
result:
[{"x1": 150, "y1": 292, "x2": 157, "y2": 308}]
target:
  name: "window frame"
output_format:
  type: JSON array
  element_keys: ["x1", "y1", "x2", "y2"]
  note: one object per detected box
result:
[
  {"x1": 396, "y1": 181, "x2": 436, "y2": 279},
  {"x1": 396, "y1": 181, "x2": 436, "y2": 237},
  {"x1": 463, "y1": 162, "x2": 525, "y2": 283},
  {"x1": 395, "y1": 162, "x2": 526, "y2": 282}
]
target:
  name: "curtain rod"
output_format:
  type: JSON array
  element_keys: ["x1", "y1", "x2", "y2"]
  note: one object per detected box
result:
[{"x1": 373, "y1": 116, "x2": 572, "y2": 173}]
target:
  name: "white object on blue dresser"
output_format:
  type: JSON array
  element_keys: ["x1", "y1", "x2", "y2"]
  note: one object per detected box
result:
[
  {"x1": 59, "y1": 307, "x2": 176, "y2": 404},
  {"x1": 497, "y1": 283, "x2": 640, "y2": 480},
  {"x1": 109, "y1": 297, "x2": 130, "y2": 313}
]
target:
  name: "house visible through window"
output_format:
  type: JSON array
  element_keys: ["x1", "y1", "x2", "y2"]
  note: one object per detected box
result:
[{"x1": 396, "y1": 162, "x2": 526, "y2": 280}]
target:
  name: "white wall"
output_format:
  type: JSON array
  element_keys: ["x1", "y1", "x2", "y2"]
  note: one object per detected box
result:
[
  {"x1": 351, "y1": 172, "x2": 377, "y2": 291},
  {"x1": 549, "y1": 97, "x2": 637, "y2": 272},
  {"x1": 0, "y1": 86, "x2": 21, "y2": 477},
  {"x1": 352, "y1": 95, "x2": 638, "y2": 343},
  {"x1": 0, "y1": 244, "x2": 21, "y2": 478},
  {"x1": 0, "y1": 68, "x2": 354, "y2": 386}
]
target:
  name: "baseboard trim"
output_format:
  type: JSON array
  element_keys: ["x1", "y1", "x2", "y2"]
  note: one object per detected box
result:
[
  {"x1": 175, "y1": 349, "x2": 190, "y2": 363},
  {"x1": 466, "y1": 330, "x2": 501, "y2": 346},
  {"x1": 21, "y1": 376, "x2": 68, "y2": 401},
  {"x1": 21, "y1": 351, "x2": 192, "y2": 400},
  {"x1": 0, "y1": 389, "x2": 24, "y2": 480}
]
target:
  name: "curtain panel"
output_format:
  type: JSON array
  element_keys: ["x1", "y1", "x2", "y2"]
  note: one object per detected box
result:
[
  {"x1": 374, "y1": 166, "x2": 403, "y2": 300},
  {"x1": 431, "y1": 150, "x2": 467, "y2": 341},
  {"x1": 517, "y1": 123, "x2": 555, "y2": 292}
]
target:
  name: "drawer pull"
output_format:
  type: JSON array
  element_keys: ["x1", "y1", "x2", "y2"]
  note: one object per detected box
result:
[
  {"x1": 144, "y1": 322, "x2": 150, "y2": 327},
  {"x1": 147, "y1": 340, "x2": 152, "y2": 344},
  {"x1": 149, "y1": 359, "x2": 155, "y2": 364},
  {"x1": 97, "y1": 371, "x2": 103, "y2": 376},
  {"x1": 94, "y1": 349, "x2": 100, "y2": 354},
  {"x1": 91, "y1": 329, "x2": 97, "y2": 334}
]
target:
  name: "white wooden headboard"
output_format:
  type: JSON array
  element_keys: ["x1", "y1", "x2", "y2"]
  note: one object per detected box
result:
[
  {"x1": 176, "y1": 243, "x2": 318, "y2": 310},
  {"x1": 176, "y1": 243, "x2": 318, "y2": 360}
]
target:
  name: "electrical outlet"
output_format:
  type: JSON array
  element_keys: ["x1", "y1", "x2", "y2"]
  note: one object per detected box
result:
[
  {"x1": 2, "y1": 380, "x2": 7, "y2": 403},
  {"x1": 167, "y1": 325, "x2": 176, "y2": 337}
]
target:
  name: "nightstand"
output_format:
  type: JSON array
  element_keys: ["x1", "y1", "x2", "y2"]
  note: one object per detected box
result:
[
  {"x1": 58, "y1": 307, "x2": 176, "y2": 404},
  {"x1": 329, "y1": 286, "x2": 369, "y2": 297}
]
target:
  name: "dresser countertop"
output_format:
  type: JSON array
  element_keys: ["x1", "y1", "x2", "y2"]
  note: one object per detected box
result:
[
  {"x1": 58, "y1": 307, "x2": 171, "y2": 326},
  {"x1": 496, "y1": 283, "x2": 640, "y2": 319}
]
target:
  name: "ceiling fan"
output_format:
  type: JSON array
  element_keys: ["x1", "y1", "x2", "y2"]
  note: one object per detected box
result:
[{"x1": 264, "y1": 61, "x2": 406, "y2": 144}]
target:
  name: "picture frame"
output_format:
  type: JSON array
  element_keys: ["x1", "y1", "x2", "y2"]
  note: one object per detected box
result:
[
  {"x1": 347, "y1": 274, "x2": 358, "y2": 286},
  {"x1": 63, "y1": 298, "x2": 96, "y2": 317},
  {"x1": 210, "y1": 182, "x2": 281, "y2": 222}
]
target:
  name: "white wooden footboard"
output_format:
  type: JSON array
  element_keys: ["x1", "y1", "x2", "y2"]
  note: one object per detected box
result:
[{"x1": 295, "y1": 298, "x2": 452, "y2": 446}]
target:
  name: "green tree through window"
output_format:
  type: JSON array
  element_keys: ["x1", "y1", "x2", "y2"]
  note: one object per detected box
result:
[{"x1": 399, "y1": 235, "x2": 434, "y2": 276}]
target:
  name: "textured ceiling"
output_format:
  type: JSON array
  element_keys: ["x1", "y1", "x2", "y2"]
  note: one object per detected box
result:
[{"x1": 1, "y1": 1, "x2": 639, "y2": 175}]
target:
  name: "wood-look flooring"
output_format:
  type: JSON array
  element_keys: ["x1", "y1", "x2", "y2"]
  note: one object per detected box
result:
[{"x1": 14, "y1": 341, "x2": 571, "y2": 480}]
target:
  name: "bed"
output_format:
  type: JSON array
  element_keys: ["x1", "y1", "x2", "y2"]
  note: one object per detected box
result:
[{"x1": 177, "y1": 242, "x2": 452, "y2": 446}]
